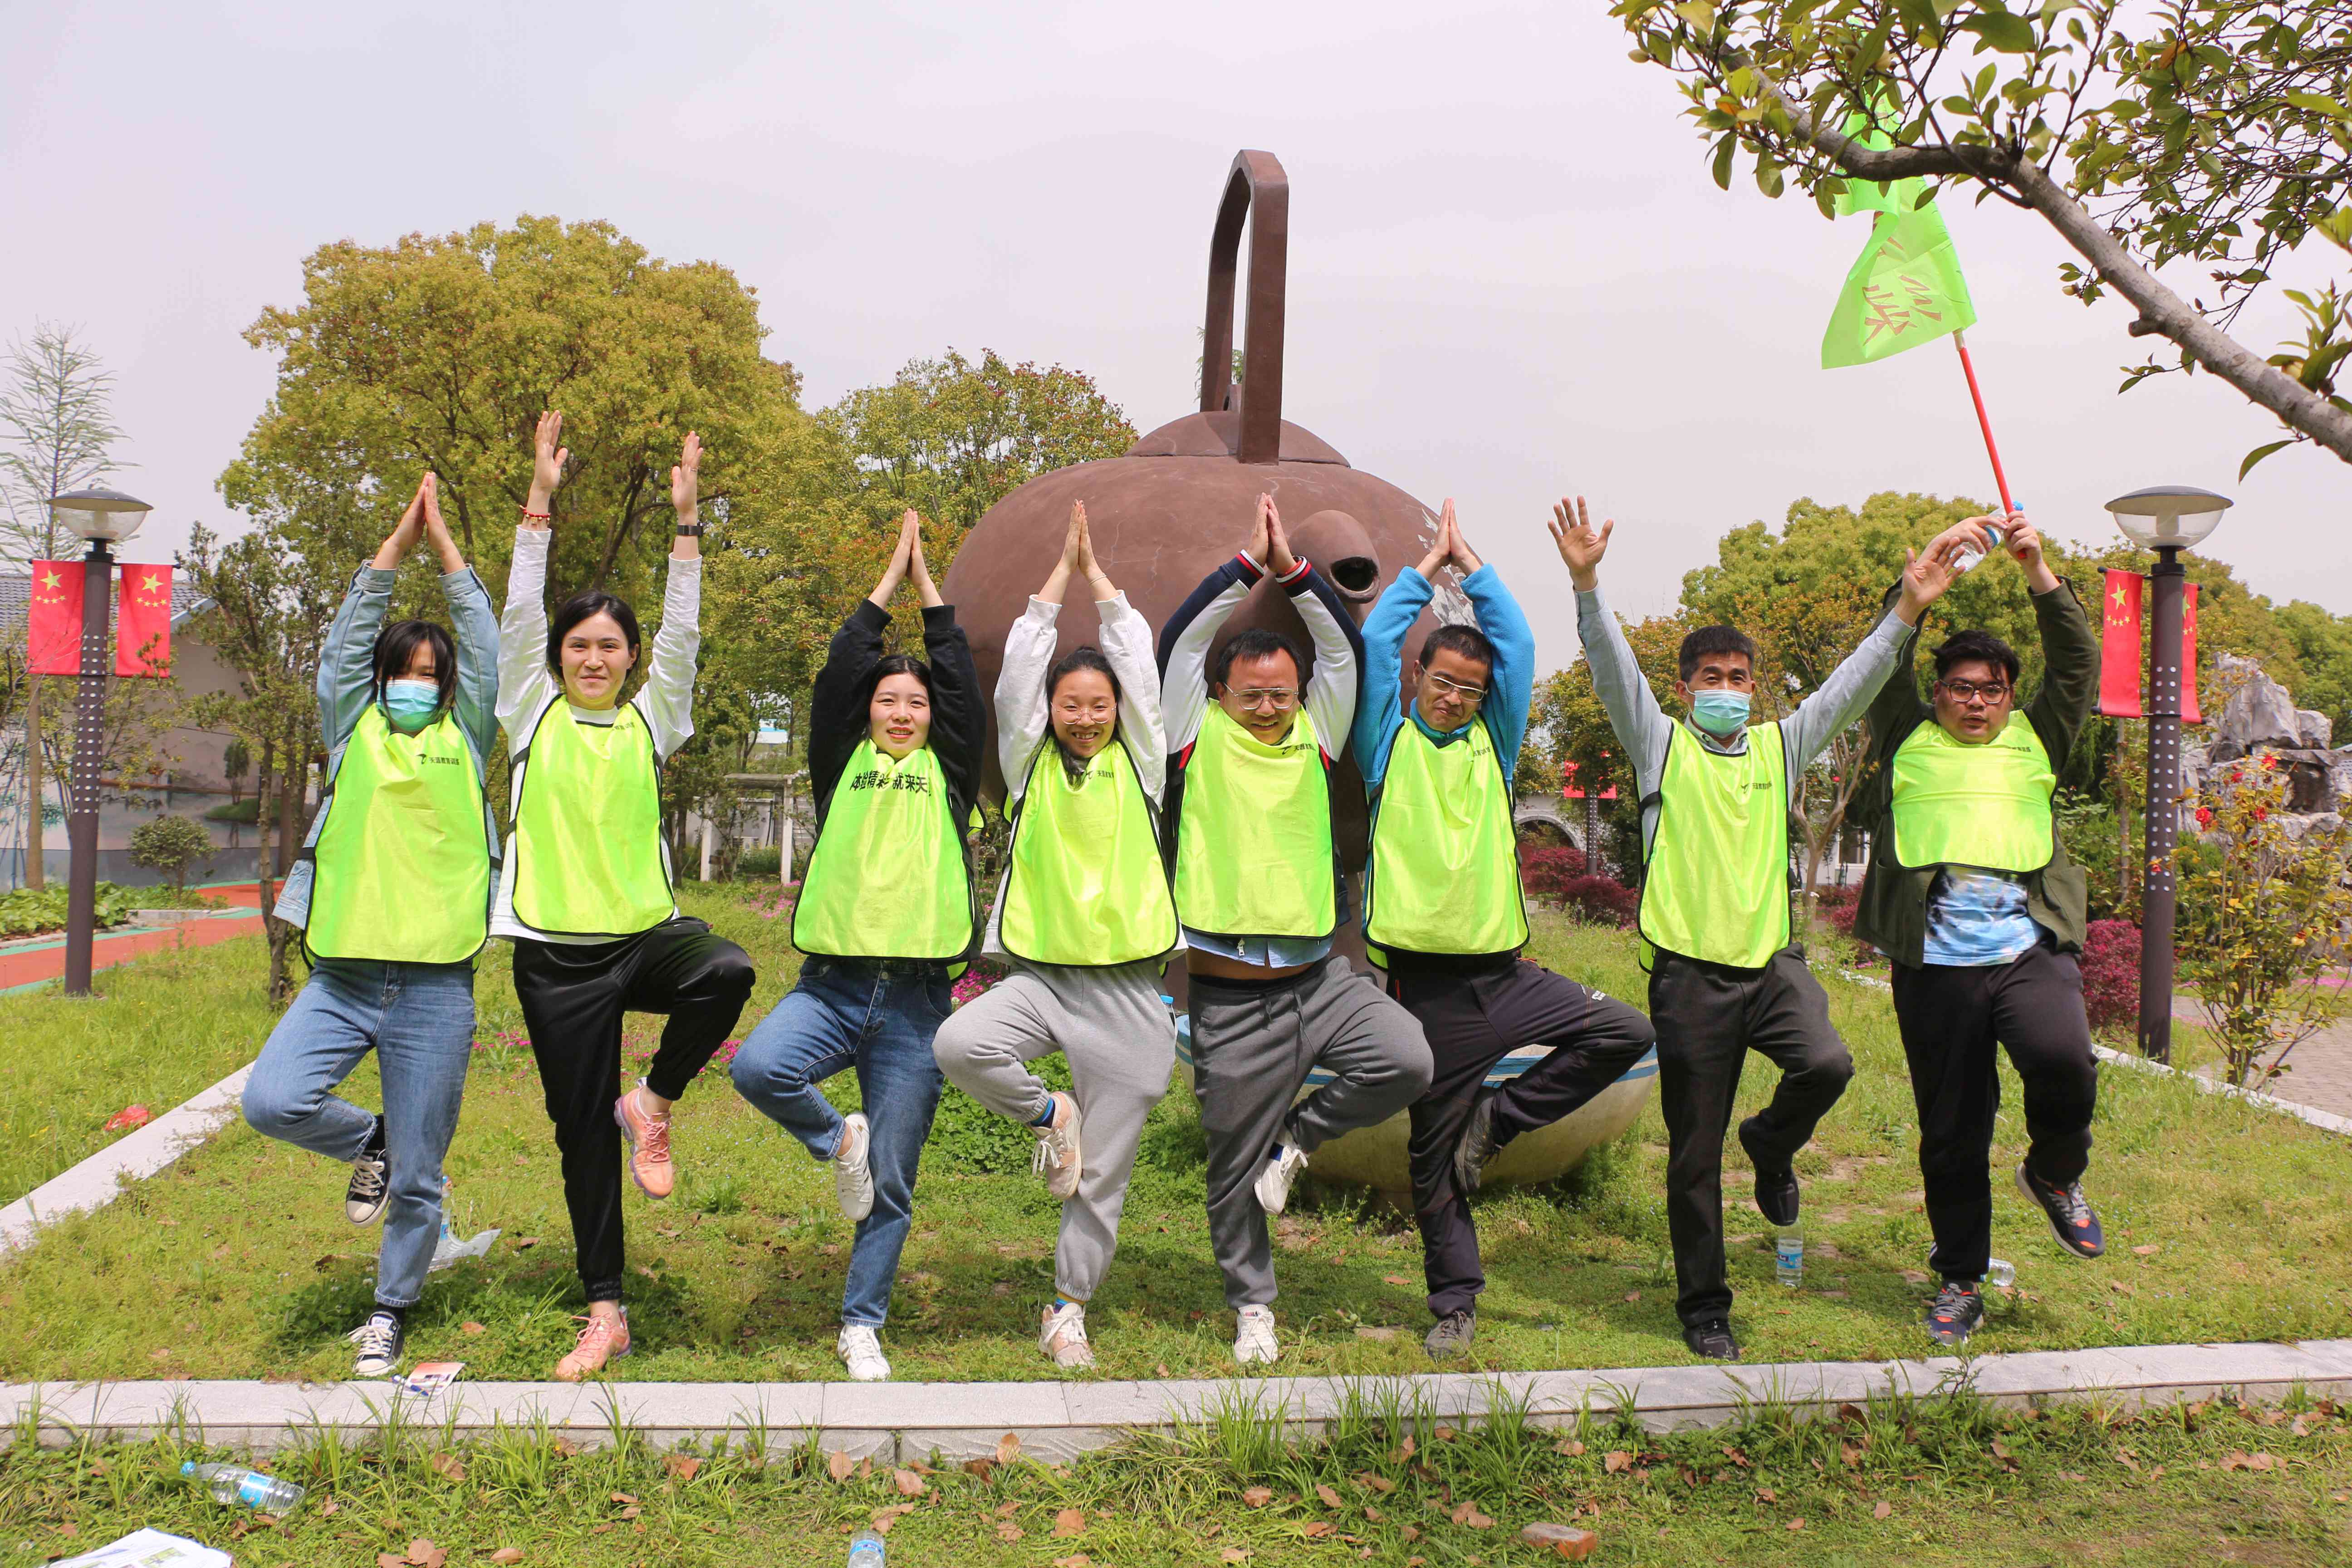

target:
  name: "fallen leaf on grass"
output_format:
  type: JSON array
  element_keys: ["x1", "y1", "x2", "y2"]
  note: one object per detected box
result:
[
  {"x1": 1317, "y1": 1484, "x2": 1344, "y2": 1508},
  {"x1": 489, "y1": 1553, "x2": 524, "y2": 1565},
  {"x1": 1401, "y1": 1523, "x2": 1422, "y2": 1541},
  {"x1": 1242, "y1": 1486, "x2": 1274, "y2": 1508},
  {"x1": 995, "y1": 1432, "x2": 1022, "y2": 1465},
  {"x1": 1364, "y1": 1506, "x2": 1384, "y2": 1522},
  {"x1": 2132, "y1": 1244, "x2": 2159, "y2": 1256},
  {"x1": 870, "y1": 1504, "x2": 915, "y2": 1535},
  {"x1": 1434, "y1": 1426, "x2": 1456, "y2": 1442},
  {"x1": 513, "y1": 1237, "x2": 539, "y2": 1250},
  {"x1": 461, "y1": 1322, "x2": 486, "y2": 1337},
  {"x1": 1384, "y1": 1274, "x2": 1411, "y2": 1285},
  {"x1": 995, "y1": 1503, "x2": 1020, "y2": 1519},
  {"x1": 1623, "y1": 1291, "x2": 1640, "y2": 1303},
  {"x1": 2222, "y1": 1451, "x2": 2277, "y2": 1472},
  {"x1": 428, "y1": 1453, "x2": 465, "y2": 1482},
  {"x1": 1786, "y1": 1518, "x2": 1806, "y2": 1532},
  {"x1": 827, "y1": 1451, "x2": 856, "y2": 1482},
  {"x1": 1604, "y1": 1451, "x2": 1632, "y2": 1474},
  {"x1": 1718, "y1": 1446, "x2": 1747, "y2": 1468},
  {"x1": 893, "y1": 1468, "x2": 927, "y2": 1498},
  {"x1": 1053, "y1": 1507, "x2": 1085, "y2": 1536},
  {"x1": 617, "y1": 1506, "x2": 642, "y2": 1520},
  {"x1": 1391, "y1": 1436, "x2": 1417, "y2": 1462},
  {"x1": 1359, "y1": 1471, "x2": 1396, "y2": 1493},
  {"x1": 1554, "y1": 1439, "x2": 1586, "y2": 1456},
  {"x1": 1754, "y1": 1488, "x2": 1777, "y2": 1504},
  {"x1": 1053, "y1": 1557, "x2": 1092, "y2": 1567},
  {"x1": 665, "y1": 1455, "x2": 701, "y2": 1482},
  {"x1": 1156, "y1": 1363, "x2": 1171, "y2": 1377},
  {"x1": 996, "y1": 1522, "x2": 1025, "y2": 1542},
  {"x1": 1872, "y1": 1499, "x2": 1894, "y2": 1519},
  {"x1": 1219, "y1": 1551, "x2": 1251, "y2": 1564},
  {"x1": 1302, "y1": 1521, "x2": 1335, "y2": 1538},
  {"x1": 405, "y1": 1540, "x2": 447, "y2": 1568},
  {"x1": 1450, "y1": 1501, "x2": 1495, "y2": 1529},
  {"x1": 1840, "y1": 1442, "x2": 1863, "y2": 1469}
]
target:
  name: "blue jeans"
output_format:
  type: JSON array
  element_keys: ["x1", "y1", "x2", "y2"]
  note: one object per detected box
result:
[
  {"x1": 731, "y1": 957, "x2": 950, "y2": 1328},
  {"x1": 242, "y1": 958, "x2": 476, "y2": 1308}
]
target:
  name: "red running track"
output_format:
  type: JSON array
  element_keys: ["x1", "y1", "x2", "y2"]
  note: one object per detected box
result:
[{"x1": 0, "y1": 883, "x2": 265, "y2": 992}]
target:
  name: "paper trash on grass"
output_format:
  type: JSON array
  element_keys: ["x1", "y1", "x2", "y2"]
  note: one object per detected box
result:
[
  {"x1": 58, "y1": 1528, "x2": 233, "y2": 1567},
  {"x1": 400, "y1": 1361, "x2": 466, "y2": 1397},
  {"x1": 427, "y1": 1228, "x2": 500, "y2": 1272}
]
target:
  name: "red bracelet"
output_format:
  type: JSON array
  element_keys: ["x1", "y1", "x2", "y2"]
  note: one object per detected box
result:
[{"x1": 520, "y1": 508, "x2": 551, "y2": 522}]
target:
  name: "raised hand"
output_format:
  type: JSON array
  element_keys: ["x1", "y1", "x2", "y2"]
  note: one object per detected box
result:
[
  {"x1": 527, "y1": 411, "x2": 567, "y2": 522},
  {"x1": 671, "y1": 431, "x2": 702, "y2": 521},
  {"x1": 1445, "y1": 500, "x2": 1485, "y2": 575},
  {"x1": 2002, "y1": 511, "x2": 2058, "y2": 592},
  {"x1": 1416, "y1": 505, "x2": 1451, "y2": 580},
  {"x1": 372, "y1": 474, "x2": 431, "y2": 568},
  {"x1": 1076, "y1": 500, "x2": 1116, "y2": 598},
  {"x1": 1897, "y1": 523, "x2": 1979, "y2": 623},
  {"x1": 1248, "y1": 493, "x2": 1273, "y2": 567},
  {"x1": 905, "y1": 510, "x2": 944, "y2": 609},
  {"x1": 419, "y1": 471, "x2": 463, "y2": 573},
  {"x1": 1264, "y1": 494, "x2": 1298, "y2": 577},
  {"x1": 1548, "y1": 496, "x2": 1613, "y2": 591},
  {"x1": 868, "y1": 510, "x2": 917, "y2": 608}
]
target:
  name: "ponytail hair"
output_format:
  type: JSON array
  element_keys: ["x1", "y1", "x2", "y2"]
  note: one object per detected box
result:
[{"x1": 1044, "y1": 645, "x2": 1121, "y2": 783}]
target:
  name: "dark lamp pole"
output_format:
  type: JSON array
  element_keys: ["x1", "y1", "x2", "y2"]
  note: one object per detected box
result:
[
  {"x1": 2107, "y1": 484, "x2": 2232, "y2": 1063},
  {"x1": 46, "y1": 487, "x2": 153, "y2": 997}
]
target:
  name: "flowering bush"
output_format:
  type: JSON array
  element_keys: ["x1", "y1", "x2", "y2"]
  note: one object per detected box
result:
[
  {"x1": 952, "y1": 960, "x2": 1008, "y2": 1006},
  {"x1": 1517, "y1": 843, "x2": 1589, "y2": 908},
  {"x1": 2078, "y1": 919, "x2": 2141, "y2": 1034},
  {"x1": 1557, "y1": 874, "x2": 1638, "y2": 928},
  {"x1": 1813, "y1": 883, "x2": 1861, "y2": 938}
]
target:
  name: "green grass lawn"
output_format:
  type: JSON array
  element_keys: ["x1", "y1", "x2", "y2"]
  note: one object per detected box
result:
[
  {"x1": 3, "y1": 889, "x2": 2350, "y2": 1386},
  {"x1": 4, "y1": 1384, "x2": 2349, "y2": 1566}
]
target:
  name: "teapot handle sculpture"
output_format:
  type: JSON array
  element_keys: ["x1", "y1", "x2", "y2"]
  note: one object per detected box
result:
[{"x1": 1200, "y1": 150, "x2": 1289, "y2": 466}]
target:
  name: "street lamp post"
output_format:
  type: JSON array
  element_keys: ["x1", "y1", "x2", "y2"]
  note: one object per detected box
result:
[
  {"x1": 2107, "y1": 484, "x2": 2232, "y2": 1063},
  {"x1": 47, "y1": 487, "x2": 153, "y2": 997}
]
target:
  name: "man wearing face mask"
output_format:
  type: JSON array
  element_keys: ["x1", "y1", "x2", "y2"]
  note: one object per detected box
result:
[
  {"x1": 1847, "y1": 513, "x2": 2105, "y2": 1348},
  {"x1": 1553, "y1": 497, "x2": 1976, "y2": 1360}
]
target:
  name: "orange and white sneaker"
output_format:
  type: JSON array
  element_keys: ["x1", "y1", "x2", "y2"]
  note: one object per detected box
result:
[
  {"x1": 554, "y1": 1309, "x2": 631, "y2": 1382},
  {"x1": 614, "y1": 1083, "x2": 676, "y2": 1200},
  {"x1": 1030, "y1": 1092, "x2": 1083, "y2": 1202}
]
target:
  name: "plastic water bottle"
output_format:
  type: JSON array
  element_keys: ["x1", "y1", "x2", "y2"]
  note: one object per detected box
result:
[
  {"x1": 847, "y1": 1529, "x2": 887, "y2": 1568},
  {"x1": 1773, "y1": 1225, "x2": 1803, "y2": 1288},
  {"x1": 1951, "y1": 514, "x2": 2012, "y2": 575},
  {"x1": 182, "y1": 1461, "x2": 305, "y2": 1513},
  {"x1": 1984, "y1": 1258, "x2": 2016, "y2": 1289}
]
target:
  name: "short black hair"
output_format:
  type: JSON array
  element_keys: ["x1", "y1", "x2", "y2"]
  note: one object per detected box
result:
[
  {"x1": 867, "y1": 652, "x2": 933, "y2": 696},
  {"x1": 1932, "y1": 629, "x2": 2020, "y2": 686},
  {"x1": 547, "y1": 590, "x2": 642, "y2": 675},
  {"x1": 1677, "y1": 625, "x2": 1756, "y2": 681},
  {"x1": 1419, "y1": 623, "x2": 1496, "y2": 674},
  {"x1": 1045, "y1": 645, "x2": 1121, "y2": 780},
  {"x1": 372, "y1": 620, "x2": 457, "y2": 711},
  {"x1": 1212, "y1": 627, "x2": 1307, "y2": 689}
]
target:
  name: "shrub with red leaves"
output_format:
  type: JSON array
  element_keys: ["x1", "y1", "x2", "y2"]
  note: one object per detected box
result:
[
  {"x1": 2078, "y1": 918, "x2": 2141, "y2": 1033},
  {"x1": 1517, "y1": 843, "x2": 1589, "y2": 908},
  {"x1": 1558, "y1": 874, "x2": 1638, "y2": 928},
  {"x1": 1813, "y1": 883, "x2": 1861, "y2": 938}
]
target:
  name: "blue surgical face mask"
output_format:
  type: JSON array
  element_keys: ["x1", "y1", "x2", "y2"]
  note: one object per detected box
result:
[
  {"x1": 1690, "y1": 689, "x2": 1751, "y2": 738},
  {"x1": 382, "y1": 678, "x2": 443, "y2": 733}
]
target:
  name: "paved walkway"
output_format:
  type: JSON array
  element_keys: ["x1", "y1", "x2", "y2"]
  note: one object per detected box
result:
[
  {"x1": 0, "y1": 883, "x2": 262, "y2": 994},
  {"x1": 2174, "y1": 988, "x2": 2352, "y2": 1122}
]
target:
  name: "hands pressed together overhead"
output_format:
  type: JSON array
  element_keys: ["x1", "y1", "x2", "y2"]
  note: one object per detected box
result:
[
  {"x1": 373, "y1": 471, "x2": 464, "y2": 574},
  {"x1": 1416, "y1": 498, "x2": 1484, "y2": 581},
  {"x1": 870, "y1": 509, "x2": 944, "y2": 611},
  {"x1": 1248, "y1": 492, "x2": 1299, "y2": 577},
  {"x1": 1041, "y1": 499, "x2": 1118, "y2": 605}
]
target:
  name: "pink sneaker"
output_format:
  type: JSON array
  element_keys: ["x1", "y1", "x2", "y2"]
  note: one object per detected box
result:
[
  {"x1": 554, "y1": 1310, "x2": 632, "y2": 1382},
  {"x1": 614, "y1": 1083, "x2": 676, "y2": 1200}
]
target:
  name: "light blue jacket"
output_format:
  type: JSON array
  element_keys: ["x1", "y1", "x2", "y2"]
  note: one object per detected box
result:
[{"x1": 271, "y1": 564, "x2": 502, "y2": 930}]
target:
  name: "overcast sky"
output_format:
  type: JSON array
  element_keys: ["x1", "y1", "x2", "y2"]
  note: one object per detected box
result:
[{"x1": 6, "y1": 0, "x2": 2344, "y2": 670}]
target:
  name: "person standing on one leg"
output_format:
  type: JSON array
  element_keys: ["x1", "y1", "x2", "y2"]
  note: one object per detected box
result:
[
  {"x1": 498, "y1": 413, "x2": 757, "y2": 1381},
  {"x1": 1847, "y1": 512, "x2": 2104, "y2": 1348},
  {"x1": 932, "y1": 499, "x2": 1181, "y2": 1372},
  {"x1": 1159, "y1": 493, "x2": 1433, "y2": 1367},
  {"x1": 1555, "y1": 496, "x2": 1975, "y2": 1361},
  {"x1": 241, "y1": 473, "x2": 499, "y2": 1379},
  {"x1": 1356, "y1": 500, "x2": 1656, "y2": 1362},
  {"x1": 730, "y1": 511, "x2": 984, "y2": 1383}
]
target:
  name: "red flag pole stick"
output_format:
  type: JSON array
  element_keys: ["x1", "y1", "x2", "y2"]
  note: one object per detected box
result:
[{"x1": 1953, "y1": 330, "x2": 2017, "y2": 515}]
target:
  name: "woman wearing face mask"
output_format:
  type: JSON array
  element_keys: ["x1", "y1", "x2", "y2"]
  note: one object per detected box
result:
[
  {"x1": 498, "y1": 412, "x2": 756, "y2": 1382},
  {"x1": 729, "y1": 510, "x2": 982, "y2": 1383},
  {"x1": 931, "y1": 500, "x2": 1177, "y2": 1371},
  {"x1": 240, "y1": 472, "x2": 500, "y2": 1379}
]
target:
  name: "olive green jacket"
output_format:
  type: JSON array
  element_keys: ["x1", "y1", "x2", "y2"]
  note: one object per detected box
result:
[{"x1": 1849, "y1": 579, "x2": 2097, "y2": 966}]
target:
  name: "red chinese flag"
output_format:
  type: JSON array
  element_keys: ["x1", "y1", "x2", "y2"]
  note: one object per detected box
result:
[
  {"x1": 2181, "y1": 582, "x2": 2201, "y2": 725},
  {"x1": 2097, "y1": 568, "x2": 2144, "y2": 719},
  {"x1": 114, "y1": 564, "x2": 172, "y2": 677},
  {"x1": 27, "y1": 560, "x2": 85, "y2": 675}
]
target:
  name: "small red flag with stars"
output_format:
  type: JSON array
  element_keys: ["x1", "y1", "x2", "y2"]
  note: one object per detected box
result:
[
  {"x1": 27, "y1": 561, "x2": 85, "y2": 676},
  {"x1": 2098, "y1": 568, "x2": 2200, "y2": 724},
  {"x1": 114, "y1": 563, "x2": 173, "y2": 677}
]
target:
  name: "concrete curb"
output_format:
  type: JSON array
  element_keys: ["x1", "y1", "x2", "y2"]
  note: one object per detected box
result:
[
  {"x1": 0, "y1": 1062, "x2": 253, "y2": 1257},
  {"x1": 2092, "y1": 1043, "x2": 2352, "y2": 1137},
  {"x1": 5, "y1": 1338, "x2": 2347, "y2": 1462}
]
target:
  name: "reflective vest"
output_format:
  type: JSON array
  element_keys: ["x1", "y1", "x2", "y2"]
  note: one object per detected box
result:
[
  {"x1": 511, "y1": 698, "x2": 675, "y2": 939},
  {"x1": 793, "y1": 740, "x2": 974, "y2": 960},
  {"x1": 1000, "y1": 740, "x2": 1177, "y2": 966},
  {"x1": 305, "y1": 704, "x2": 490, "y2": 965},
  {"x1": 1638, "y1": 720, "x2": 1791, "y2": 969},
  {"x1": 1364, "y1": 715, "x2": 1528, "y2": 960},
  {"x1": 1891, "y1": 713, "x2": 2056, "y2": 872},
  {"x1": 1172, "y1": 705, "x2": 1335, "y2": 940}
]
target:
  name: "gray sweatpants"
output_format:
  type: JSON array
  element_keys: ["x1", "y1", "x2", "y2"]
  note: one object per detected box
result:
[
  {"x1": 1190, "y1": 954, "x2": 1433, "y2": 1309},
  {"x1": 932, "y1": 959, "x2": 1176, "y2": 1303}
]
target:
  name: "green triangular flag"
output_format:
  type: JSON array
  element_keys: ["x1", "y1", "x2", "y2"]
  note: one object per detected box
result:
[
  {"x1": 1821, "y1": 202, "x2": 1978, "y2": 368},
  {"x1": 1830, "y1": 117, "x2": 1924, "y2": 216}
]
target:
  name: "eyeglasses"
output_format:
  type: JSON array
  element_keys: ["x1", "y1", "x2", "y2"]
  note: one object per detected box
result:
[
  {"x1": 1936, "y1": 679, "x2": 2012, "y2": 706},
  {"x1": 1228, "y1": 688, "x2": 1299, "y2": 712},
  {"x1": 1425, "y1": 671, "x2": 1488, "y2": 705}
]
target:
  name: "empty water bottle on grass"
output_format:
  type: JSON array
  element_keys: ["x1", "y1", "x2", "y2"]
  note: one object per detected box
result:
[
  {"x1": 181, "y1": 1461, "x2": 304, "y2": 1513},
  {"x1": 1985, "y1": 1258, "x2": 2016, "y2": 1290},
  {"x1": 1774, "y1": 1225, "x2": 1803, "y2": 1288},
  {"x1": 847, "y1": 1529, "x2": 887, "y2": 1567}
]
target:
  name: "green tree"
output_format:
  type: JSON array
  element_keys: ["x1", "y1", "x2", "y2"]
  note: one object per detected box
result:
[
  {"x1": 1615, "y1": 0, "x2": 2352, "y2": 471},
  {"x1": 128, "y1": 814, "x2": 214, "y2": 892}
]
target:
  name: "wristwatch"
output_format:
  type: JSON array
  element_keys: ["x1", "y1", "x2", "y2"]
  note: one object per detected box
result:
[{"x1": 675, "y1": 522, "x2": 704, "y2": 537}]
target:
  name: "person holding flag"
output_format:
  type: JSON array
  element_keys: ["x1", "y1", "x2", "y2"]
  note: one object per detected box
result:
[
  {"x1": 498, "y1": 413, "x2": 757, "y2": 1382},
  {"x1": 1846, "y1": 513, "x2": 2106, "y2": 1347},
  {"x1": 240, "y1": 471, "x2": 500, "y2": 1379},
  {"x1": 1554, "y1": 496, "x2": 1976, "y2": 1361},
  {"x1": 1355, "y1": 501, "x2": 1656, "y2": 1362},
  {"x1": 1158, "y1": 493, "x2": 1432, "y2": 1367},
  {"x1": 729, "y1": 510, "x2": 984, "y2": 1383},
  {"x1": 931, "y1": 499, "x2": 1180, "y2": 1372}
]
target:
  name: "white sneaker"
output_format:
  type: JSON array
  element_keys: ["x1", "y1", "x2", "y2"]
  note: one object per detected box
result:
[
  {"x1": 347, "y1": 1310, "x2": 403, "y2": 1377},
  {"x1": 833, "y1": 1113, "x2": 874, "y2": 1223},
  {"x1": 1254, "y1": 1143, "x2": 1309, "y2": 1215},
  {"x1": 838, "y1": 1323, "x2": 891, "y2": 1382},
  {"x1": 1039, "y1": 1300, "x2": 1095, "y2": 1371},
  {"x1": 1233, "y1": 1304, "x2": 1279, "y2": 1366},
  {"x1": 1030, "y1": 1092, "x2": 1083, "y2": 1202}
]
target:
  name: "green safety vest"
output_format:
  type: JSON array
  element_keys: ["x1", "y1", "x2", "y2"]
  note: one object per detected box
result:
[
  {"x1": 793, "y1": 740, "x2": 974, "y2": 960},
  {"x1": 1172, "y1": 705, "x2": 1335, "y2": 940},
  {"x1": 306, "y1": 704, "x2": 490, "y2": 965},
  {"x1": 1638, "y1": 720, "x2": 1791, "y2": 970},
  {"x1": 1891, "y1": 713, "x2": 2056, "y2": 872},
  {"x1": 1000, "y1": 740, "x2": 1177, "y2": 966},
  {"x1": 1364, "y1": 715, "x2": 1528, "y2": 961},
  {"x1": 511, "y1": 698, "x2": 675, "y2": 939}
]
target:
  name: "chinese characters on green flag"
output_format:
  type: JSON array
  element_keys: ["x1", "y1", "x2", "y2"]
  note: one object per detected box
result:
[{"x1": 1821, "y1": 202, "x2": 1979, "y2": 368}]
